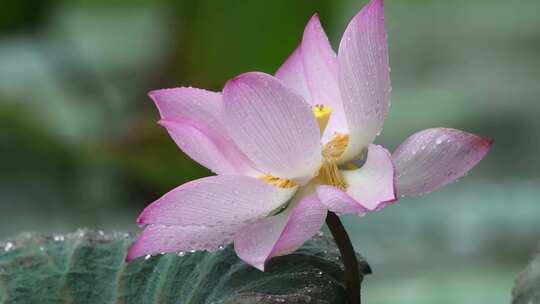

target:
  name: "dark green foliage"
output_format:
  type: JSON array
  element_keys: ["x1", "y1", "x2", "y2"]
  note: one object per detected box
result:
[{"x1": 0, "y1": 230, "x2": 369, "y2": 304}]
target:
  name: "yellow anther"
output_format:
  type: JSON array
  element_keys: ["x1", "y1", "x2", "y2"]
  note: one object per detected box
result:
[
  {"x1": 312, "y1": 104, "x2": 333, "y2": 135},
  {"x1": 259, "y1": 173, "x2": 297, "y2": 188},
  {"x1": 322, "y1": 133, "x2": 349, "y2": 160}
]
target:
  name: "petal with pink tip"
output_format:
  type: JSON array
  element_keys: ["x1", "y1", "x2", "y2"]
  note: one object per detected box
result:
[
  {"x1": 301, "y1": 15, "x2": 348, "y2": 142},
  {"x1": 234, "y1": 193, "x2": 327, "y2": 271},
  {"x1": 149, "y1": 87, "x2": 222, "y2": 124},
  {"x1": 338, "y1": 0, "x2": 391, "y2": 161},
  {"x1": 138, "y1": 175, "x2": 296, "y2": 227},
  {"x1": 341, "y1": 144, "x2": 396, "y2": 210},
  {"x1": 316, "y1": 185, "x2": 368, "y2": 215},
  {"x1": 223, "y1": 72, "x2": 321, "y2": 182},
  {"x1": 126, "y1": 223, "x2": 243, "y2": 261},
  {"x1": 393, "y1": 128, "x2": 493, "y2": 196},
  {"x1": 149, "y1": 88, "x2": 256, "y2": 175},
  {"x1": 275, "y1": 47, "x2": 312, "y2": 104}
]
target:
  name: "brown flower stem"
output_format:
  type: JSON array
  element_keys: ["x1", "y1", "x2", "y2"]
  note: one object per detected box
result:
[{"x1": 326, "y1": 211, "x2": 361, "y2": 304}]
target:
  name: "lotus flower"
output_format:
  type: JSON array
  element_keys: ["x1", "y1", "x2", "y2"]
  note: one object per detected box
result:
[{"x1": 127, "y1": 0, "x2": 492, "y2": 270}]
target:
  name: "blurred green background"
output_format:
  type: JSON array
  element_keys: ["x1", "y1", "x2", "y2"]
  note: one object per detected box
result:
[{"x1": 1, "y1": 0, "x2": 539, "y2": 303}]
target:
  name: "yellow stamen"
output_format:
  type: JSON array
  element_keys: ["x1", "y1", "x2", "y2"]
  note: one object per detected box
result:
[
  {"x1": 318, "y1": 160, "x2": 347, "y2": 190},
  {"x1": 259, "y1": 173, "x2": 297, "y2": 188},
  {"x1": 322, "y1": 133, "x2": 349, "y2": 160},
  {"x1": 259, "y1": 104, "x2": 351, "y2": 190},
  {"x1": 312, "y1": 104, "x2": 333, "y2": 135}
]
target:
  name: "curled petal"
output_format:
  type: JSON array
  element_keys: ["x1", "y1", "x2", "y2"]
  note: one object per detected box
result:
[
  {"x1": 234, "y1": 193, "x2": 327, "y2": 271},
  {"x1": 393, "y1": 128, "x2": 493, "y2": 196},
  {"x1": 338, "y1": 0, "x2": 391, "y2": 161},
  {"x1": 149, "y1": 88, "x2": 255, "y2": 175},
  {"x1": 138, "y1": 175, "x2": 296, "y2": 227},
  {"x1": 341, "y1": 144, "x2": 396, "y2": 210},
  {"x1": 223, "y1": 72, "x2": 322, "y2": 182}
]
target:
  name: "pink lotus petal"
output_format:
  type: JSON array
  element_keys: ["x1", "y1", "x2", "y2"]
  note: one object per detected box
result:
[
  {"x1": 393, "y1": 128, "x2": 493, "y2": 196},
  {"x1": 275, "y1": 47, "x2": 312, "y2": 104},
  {"x1": 149, "y1": 87, "x2": 222, "y2": 125},
  {"x1": 223, "y1": 72, "x2": 322, "y2": 182},
  {"x1": 138, "y1": 175, "x2": 297, "y2": 227},
  {"x1": 316, "y1": 185, "x2": 368, "y2": 215},
  {"x1": 159, "y1": 119, "x2": 255, "y2": 175},
  {"x1": 149, "y1": 88, "x2": 256, "y2": 175},
  {"x1": 341, "y1": 144, "x2": 396, "y2": 210},
  {"x1": 234, "y1": 193, "x2": 327, "y2": 271},
  {"x1": 337, "y1": 0, "x2": 391, "y2": 162},
  {"x1": 126, "y1": 223, "x2": 243, "y2": 261},
  {"x1": 301, "y1": 14, "x2": 348, "y2": 142}
]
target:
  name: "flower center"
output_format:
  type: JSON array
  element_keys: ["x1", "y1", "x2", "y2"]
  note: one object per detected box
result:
[
  {"x1": 312, "y1": 104, "x2": 332, "y2": 134},
  {"x1": 317, "y1": 159, "x2": 347, "y2": 190},
  {"x1": 313, "y1": 105, "x2": 349, "y2": 190},
  {"x1": 257, "y1": 105, "x2": 350, "y2": 189},
  {"x1": 322, "y1": 133, "x2": 349, "y2": 160}
]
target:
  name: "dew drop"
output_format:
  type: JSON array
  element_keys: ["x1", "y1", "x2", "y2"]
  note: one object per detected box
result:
[
  {"x1": 53, "y1": 235, "x2": 65, "y2": 242},
  {"x1": 177, "y1": 251, "x2": 186, "y2": 257},
  {"x1": 4, "y1": 242, "x2": 13, "y2": 252},
  {"x1": 144, "y1": 254, "x2": 151, "y2": 260}
]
